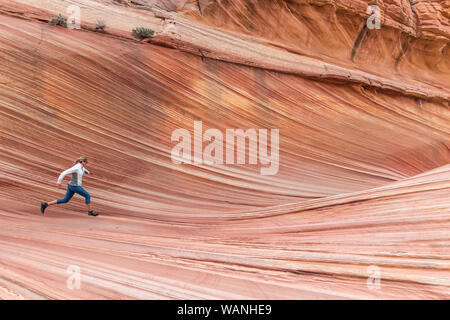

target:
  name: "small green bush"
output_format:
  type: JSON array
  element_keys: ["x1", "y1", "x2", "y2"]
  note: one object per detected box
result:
[
  {"x1": 132, "y1": 27, "x2": 154, "y2": 40},
  {"x1": 95, "y1": 20, "x2": 106, "y2": 32},
  {"x1": 49, "y1": 14, "x2": 67, "y2": 27}
]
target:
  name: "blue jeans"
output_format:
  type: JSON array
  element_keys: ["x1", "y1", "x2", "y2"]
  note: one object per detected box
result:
[{"x1": 57, "y1": 184, "x2": 91, "y2": 204}]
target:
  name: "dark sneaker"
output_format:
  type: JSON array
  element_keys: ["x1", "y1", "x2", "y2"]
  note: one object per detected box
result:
[
  {"x1": 41, "y1": 202, "x2": 48, "y2": 214},
  {"x1": 88, "y1": 210, "x2": 99, "y2": 217}
]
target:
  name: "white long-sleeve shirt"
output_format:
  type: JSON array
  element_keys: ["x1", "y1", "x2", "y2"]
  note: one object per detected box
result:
[{"x1": 57, "y1": 163, "x2": 90, "y2": 186}]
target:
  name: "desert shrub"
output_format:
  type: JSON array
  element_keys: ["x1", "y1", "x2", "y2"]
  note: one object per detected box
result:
[
  {"x1": 132, "y1": 27, "x2": 154, "y2": 40},
  {"x1": 49, "y1": 14, "x2": 67, "y2": 27},
  {"x1": 95, "y1": 20, "x2": 106, "y2": 32}
]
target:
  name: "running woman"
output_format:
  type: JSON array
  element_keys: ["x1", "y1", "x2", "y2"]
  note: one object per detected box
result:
[{"x1": 41, "y1": 156, "x2": 98, "y2": 216}]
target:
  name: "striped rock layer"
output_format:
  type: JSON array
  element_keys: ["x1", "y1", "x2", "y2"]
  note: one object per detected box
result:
[{"x1": 0, "y1": 0, "x2": 449, "y2": 299}]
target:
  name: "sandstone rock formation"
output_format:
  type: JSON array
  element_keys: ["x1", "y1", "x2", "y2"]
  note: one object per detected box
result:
[{"x1": 0, "y1": 0, "x2": 448, "y2": 299}]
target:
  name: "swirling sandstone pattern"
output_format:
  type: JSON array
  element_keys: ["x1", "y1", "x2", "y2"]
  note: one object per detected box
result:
[{"x1": 0, "y1": 0, "x2": 449, "y2": 299}]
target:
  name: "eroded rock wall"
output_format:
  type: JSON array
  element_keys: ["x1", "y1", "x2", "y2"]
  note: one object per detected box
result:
[{"x1": 0, "y1": 0, "x2": 448, "y2": 299}]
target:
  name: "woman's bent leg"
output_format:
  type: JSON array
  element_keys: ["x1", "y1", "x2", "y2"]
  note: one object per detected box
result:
[
  {"x1": 56, "y1": 186, "x2": 75, "y2": 204},
  {"x1": 74, "y1": 186, "x2": 97, "y2": 216},
  {"x1": 73, "y1": 186, "x2": 91, "y2": 204},
  {"x1": 42, "y1": 185, "x2": 74, "y2": 214},
  {"x1": 69, "y1": 186, "x2": 97, "y2": 216},
  {"x1": 72, "y1": 186, "x2": 94, "y2": 211}
]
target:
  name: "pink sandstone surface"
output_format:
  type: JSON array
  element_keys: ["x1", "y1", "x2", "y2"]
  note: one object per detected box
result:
[{"x1": 0, "y1": 0, "x2": 449, "y2": 299}]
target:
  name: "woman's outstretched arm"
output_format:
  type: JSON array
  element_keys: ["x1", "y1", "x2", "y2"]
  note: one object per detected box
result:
[{"x1": 56, "y1": 163, "x2": 79, "y2": 184}]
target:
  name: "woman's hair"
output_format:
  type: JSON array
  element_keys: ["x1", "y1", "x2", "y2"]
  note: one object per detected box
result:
[{"x1": 74, "y1": 156, "x2": 88, "y2": 164}]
